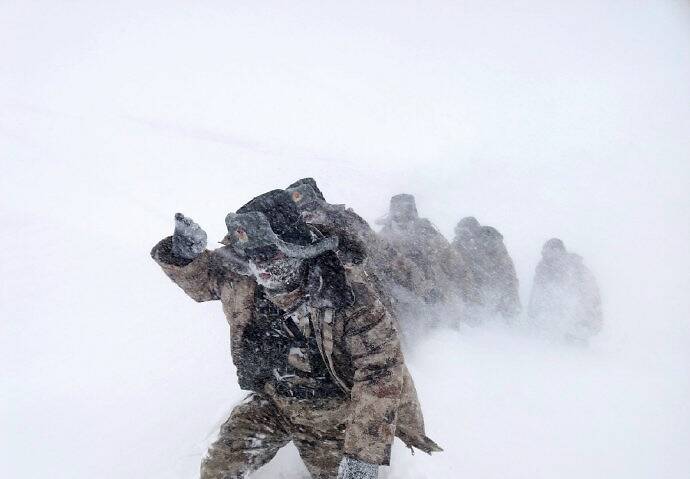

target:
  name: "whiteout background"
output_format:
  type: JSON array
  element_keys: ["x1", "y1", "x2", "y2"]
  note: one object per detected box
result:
[{"x1": 1, "y1": 1, "x2": 689, "y2": 478}]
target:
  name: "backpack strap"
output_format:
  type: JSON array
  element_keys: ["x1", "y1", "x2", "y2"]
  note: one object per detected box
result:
[{"x1": 311, "y1": 307, "x2": 350, "y2": 394}]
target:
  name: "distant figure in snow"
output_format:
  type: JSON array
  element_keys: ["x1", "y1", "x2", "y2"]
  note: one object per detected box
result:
[
  {"x1": 285, "y1": 178, "x2": 427, "y2": 324},
  {"x1": 452, "y1": 217, "x2": 521, "y2": 320},
  {"x1": 378, "y1": 194, "x2": 479, "y2": 325},
  {"x1": 528, "y1": 238, "x2": 603, "y2": 343}
]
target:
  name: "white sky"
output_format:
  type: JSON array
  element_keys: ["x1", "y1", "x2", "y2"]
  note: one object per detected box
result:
[{"x1": 1, "y1": 1, "x2": 689, "y2": 478}]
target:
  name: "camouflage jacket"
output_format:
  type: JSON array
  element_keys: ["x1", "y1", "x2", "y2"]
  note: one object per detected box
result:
[
  {"x1": 380, "y1": 218, "x2": 479, "y2": 305},
  {"x1": 151, "y1": 237, "x2": 441, "y2": 465},
  {"x1": 301, "y1": 203, "x2": 428, "y2": 301},
  {"x1": 453, "y1": 234, "x2": 521, "y2": 317}
]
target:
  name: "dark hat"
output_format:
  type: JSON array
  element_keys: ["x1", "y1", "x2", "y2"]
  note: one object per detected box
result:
[
  {"x1": 223, "y1": 189, "x2": 337, "y2": 259},
  {"x1": 456, "y1": 216, "x2": 481, "y2": 235},
  {"x1": 286, "y1": 182, "x2": 322, "y2": 211},
  {"x1": 458, "y1": 216, "x2": 480, "y2": 230},
  {"x1": 390, "y1": 193, "x2": 418, "y2": 220},
  {"x1": 542, "y1": 237, "x2": 566, "y2": 257},
  {"x1": 287, "y1": 178, "x2": 326, "y2": 201},
  {"x1": 543, "y1": 237, "x2": 565, "y2": 251},
  {"x1": 390, "y1": 193, "x2": 417, "y2": 208}
]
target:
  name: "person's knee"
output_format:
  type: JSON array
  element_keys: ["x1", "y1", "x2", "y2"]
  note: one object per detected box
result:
[{"x1": 297, "y1": 442, "x2": 343, "y2": 479}]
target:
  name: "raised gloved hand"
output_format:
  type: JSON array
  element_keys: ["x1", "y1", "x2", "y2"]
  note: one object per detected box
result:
[
  {"x1": 337, "y1": 457, "x2": 378, "y2": 479},
  {"x1": 172, "y1": 213, "x2": 207, "y2": 260}
]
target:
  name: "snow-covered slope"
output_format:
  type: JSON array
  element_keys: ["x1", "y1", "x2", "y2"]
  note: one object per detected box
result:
[{"x1": 2, "y1": 2, "x2": 689, "y2": 478}]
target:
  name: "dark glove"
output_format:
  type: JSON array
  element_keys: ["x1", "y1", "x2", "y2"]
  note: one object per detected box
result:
[
  {"x1": 337, "y1": 457, "x2": 378, "y2": 479},
  {"x1": 172, "y1": 213, "x2": 207, "y2": 260}
]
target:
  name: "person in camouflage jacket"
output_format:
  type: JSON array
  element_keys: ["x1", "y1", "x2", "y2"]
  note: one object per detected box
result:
[
  {"x1": 378, "y1": 194, "x2": 479, "y2": 318},
  {"x1": 284, "y1": 179, "x2": 428, "y2": 324},
  {"x1": 452, "y1": 217, "x2": 521, "y2": 320},
  {"x1": 151, "y1": 189, "x2": 440, "y2": 479}
]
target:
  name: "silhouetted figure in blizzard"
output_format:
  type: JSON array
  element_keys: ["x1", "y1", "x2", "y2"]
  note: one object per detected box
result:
[
  {"x1": 151, "y1": 190, "x2": 440, "y2": 479},
  {"x1": 528, "y1": 238, "x2": 603, "y2": 342},
  {"x1": 452, "y1": 217, "x2": 521, "y2": 319},
  {"x1": 378, "y1": 194, "x2": 478, "y2": 325},
  {"x1": 286, "y1": 179, "x2": 429, "y2": 328}
]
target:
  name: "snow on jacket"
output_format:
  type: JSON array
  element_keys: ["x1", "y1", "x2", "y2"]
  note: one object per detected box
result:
[{"x1": 380, "y1": 217, "x2": 478, "y2": 306}]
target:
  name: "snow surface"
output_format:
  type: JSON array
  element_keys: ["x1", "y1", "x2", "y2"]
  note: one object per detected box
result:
[{"x1": 1, "y1": 1, "x2": 689, "y2": 478}]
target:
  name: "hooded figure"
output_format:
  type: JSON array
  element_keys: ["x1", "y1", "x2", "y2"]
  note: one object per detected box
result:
[
  {"x1": 528, "y1": 238, "x2": 603, "y2": 342},
  {"x1": 378, "y1": 194, "x2": 478, "y2": 319},
  {"x1": 285, "y1": 179, "x2": 430, "y2": 330},
  {"x1": 286, "y1": 178, "x2": 371, "y2": 266},
  {"x1": 151, "y1": 189, "x2": 440, "y2": 479},
  {"x1": 453, "y1": 217, "x2": 481, "y2": 260},
  {"x1": 388, "y1": 194, "x2": 419, "y2": 230},
  {"x1": 452, "y1": 218, "x2": 521, "y2": 319}
]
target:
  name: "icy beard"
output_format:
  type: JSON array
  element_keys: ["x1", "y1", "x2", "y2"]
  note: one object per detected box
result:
[{"x1": 247, "y1": 256, "x2": 305, "y2": 293}]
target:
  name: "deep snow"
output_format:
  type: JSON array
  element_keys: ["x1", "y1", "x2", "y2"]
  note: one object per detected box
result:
[{"x1": 1, "y1": 2, "x2": 689, "y2": 478}]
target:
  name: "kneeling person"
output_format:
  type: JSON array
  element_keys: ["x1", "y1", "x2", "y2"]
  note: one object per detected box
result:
[{"x1": 151, "y1": 190, "x2": 440, "y2": 479}]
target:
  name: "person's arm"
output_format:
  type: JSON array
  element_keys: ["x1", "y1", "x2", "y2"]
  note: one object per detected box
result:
[
  {"x1": 342, "y1": 282, "x2": 404, "y2": 468},
  {"x1": 150, "y1": 214, "x2": 220, "y2": 302}
]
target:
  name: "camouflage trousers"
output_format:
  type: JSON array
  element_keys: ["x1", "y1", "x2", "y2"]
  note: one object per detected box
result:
[{"x1": 200, "y1": 386, "x2": 349, "y2": 479}]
